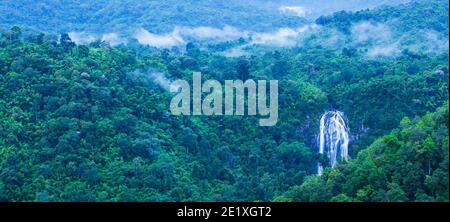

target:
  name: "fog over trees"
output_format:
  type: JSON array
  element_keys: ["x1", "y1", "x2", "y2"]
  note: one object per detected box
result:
[{"x1": 0, "y1": 0, "x2": 448, "y2": 201}]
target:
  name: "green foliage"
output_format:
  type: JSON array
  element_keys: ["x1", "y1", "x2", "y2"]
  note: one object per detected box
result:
[
  {"x1": 0, "y1": 0, "x2": 448, "y2": 202},
  {"x1": 278, "y1": 103, "x2": 449, "y2": 202},
  {"x1": 0, "y1": 26, "x2": 321, "y2": 201},
  {"x1": 0, "y1": 0, "x2": 307, "y2": 34},
  {"x1": 316, "y1": 0, "x2": 449, "y2": 35}
]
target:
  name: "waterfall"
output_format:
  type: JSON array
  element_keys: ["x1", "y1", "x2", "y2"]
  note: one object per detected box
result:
[{"x1": 317, "y1": 111, "x2": 350, "y2": 175}]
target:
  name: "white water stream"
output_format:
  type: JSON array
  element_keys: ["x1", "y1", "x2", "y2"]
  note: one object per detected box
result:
[{"x1": 318, "y1": 111, "x2": 350, "y2": 175}]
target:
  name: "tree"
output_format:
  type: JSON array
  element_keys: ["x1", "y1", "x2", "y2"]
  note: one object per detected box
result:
[
  {"x1": 387, "y1": 183, "x2": 408, "y2": 202},
  {"x1": 236, "y1": 59, "x2": 250, "y2": 80},
  {"x1": 60, "y1": 33, "x2": 75, "y2": 50},
  {"x1": 2, "y1": 26, "x2": 22, "y2": 43}
]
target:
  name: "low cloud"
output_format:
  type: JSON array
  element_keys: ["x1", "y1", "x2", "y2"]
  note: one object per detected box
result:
[
  {"x1": 68, "y1": 32, "x2": 97, "y2": 45},
  {"x1": 350, "y1": 21, "x2": 401, "y2": 57},
  {"x1": 221, "y1": 46, "x2": 250, "y2": 57},
  {"x1": 101, "y1": 33, "x2": 127, "y2": 46},
  {"x1": 135, "y1": 28, "x2": 185, "y2": 49},
  {"x1": 250, "y1": 25, "x2": 318, "y2": 47},
  {"x1": 135, "y1": 25, "x2": 319, "y2": 49},
  {"x1": 70, "y1": 20, "x2": 446, "y2": 58},
  {"x1": 178, "y1": 26, "x2": 247, "y2": 41},
  {"x1": 128, "y1": 69, "x2": 179, "y2": 92},
  {"x1": 351, "y1": 21, "x2": 392, "y2": 45},
  {"x1": 68, "y1": 32, "x2": 127, "y2": 46},
  {"x1": 278, "y1": 6, "x2": 311, "y2": 17},
  {"x1": 68, "y1": 25, "x2": 320, "y2": 50},
  {"x1": 350, "y1": 21, "x2": 449, "y2": 58},
  {"x1": 367, "y1": 44, "x2": 401, "y2": 57},
  {"x1": 318, "y1": 28, "x2": 347, "y2": 49},
  {"x1": 148, "y1": 72, "x2": 180, "y2": 91},
  {"x1": 135, "y1": 26, "x2": 247, "y2": 49},
  {"x1": 413, "y1": 29, "x2": 449, "y2": 54}
]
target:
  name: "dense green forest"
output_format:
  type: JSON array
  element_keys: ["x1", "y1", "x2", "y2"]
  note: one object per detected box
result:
[
  {"x1": 0, "y1": 0, "x2": 448, "y2": 201},
  {"x1": 276, "y1": 103, "x2": 449, "y2": 201},
  {"x1": 0, "y1": 0, "x2": 410, "y2": 34}
]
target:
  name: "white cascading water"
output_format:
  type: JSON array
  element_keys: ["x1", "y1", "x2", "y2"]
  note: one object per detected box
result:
[{"x1": 317, "y1": 111, "x2": 350, "y2": 175}]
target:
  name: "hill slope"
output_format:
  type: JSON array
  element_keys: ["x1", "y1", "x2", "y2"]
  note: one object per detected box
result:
[{"x1": 276, "y1": 103, "x2": 449, "y2": 202}]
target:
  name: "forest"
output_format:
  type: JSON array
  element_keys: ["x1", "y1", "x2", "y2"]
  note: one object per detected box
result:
[{"x1": 0, "y1": 0, "x2": 448, "y2": 201}]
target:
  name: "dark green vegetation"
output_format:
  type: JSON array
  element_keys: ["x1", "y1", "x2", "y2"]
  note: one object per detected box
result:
[
  {"x1": 0, "y1": 0, "x2": 409, "y2": 34},
  {"x1": 0, "y1": 0, "x2": 307, "y2": 34},
  {"x1": 277, "y1": 103, "x2": 449, "y2": 201},
  {"x1": 0, "y1": 0, "x2": 448, "y2": 201},
  {"x1": 316, "y1": 0, "x2": 449, "y2": 34}
]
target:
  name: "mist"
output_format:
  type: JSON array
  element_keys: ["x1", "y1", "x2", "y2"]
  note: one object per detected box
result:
[
  {"x1": 135, "y1": 28, "x2": 185, "y2": 49},
  {"x1": 127, "y1": 69, "x2": 180, "y2": 92},
  {"x1": 148, "y1": 72, "x2": 179, "y2": 92},
  {"x1": 101, "y1": 33, "x2": 127, "y2": 46},
  {"x1": 261, "y1": 0, "x2": 413, "y2": 18},
  {"x1": 221, "y1": 46, "x2": 250, "y2": 58},
  {"x1": 249, "y1": 25, "x2": 317, "y2": 47},
  {"x1": 68, "y1": 32, "x2": 97, "y2": 45},
  {"x1": 68, "y1": 32, "x2": 127, "y2": 46},
  {"x1": 278, "y1": 6, "x2": 311, "y2": 17},
  {"x1": 349, "y1": 21, "x2": 449, "y2": 58},
  {"x1": 135, "y1": 24, "x2": 318, "y2": 49},
  {"x1": 178, "y1": 26, "x2": 247, "y2": 41},
  {"x1": 135, "y1": 26, "x2": 248, "y2": 48}
]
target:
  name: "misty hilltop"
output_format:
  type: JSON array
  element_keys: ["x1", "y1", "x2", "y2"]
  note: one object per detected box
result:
[
  {"x1": 1, "y1": 0, "x2": 447, "y2": 57},
  {"x1": 1, "y1": 0, "x2": 411, "y2": 35},
  {"x1": 0, "y1": 0, "x2": 448, "y2": 202}
]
